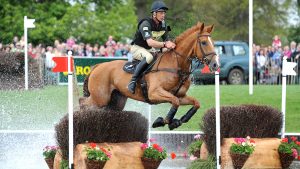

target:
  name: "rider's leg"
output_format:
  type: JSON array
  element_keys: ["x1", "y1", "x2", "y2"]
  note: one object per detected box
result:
[
  {"x1": 128, "y1": 45, "x2": 153, "y2": 94},
  {"x1": 128, "y1": 58, "x2": 148, "y2": 94}
]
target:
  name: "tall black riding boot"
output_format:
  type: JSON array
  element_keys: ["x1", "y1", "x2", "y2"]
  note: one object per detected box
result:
[{"x1": 128, "y1": 58, "x2": 149, "y2": 94}]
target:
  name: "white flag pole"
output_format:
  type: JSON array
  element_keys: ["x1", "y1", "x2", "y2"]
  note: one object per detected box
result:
[
  {"x1": 249, "y1": 0, "x2": 253, "y2": 95},
  {"x1": 68, "y1": 51, "x2": 74, "y2": 168},
  {"x1": 215, "y1": 71, "x2": 221, "y2": 169},
  {"x1": 24, "y1": 16, "x2": 29, "y2": 90},
  {"x1": 281, "y1": 58, "x2": 287, "y2": 139},
  {"x1": 23, "y1": 16, "x2": 35, "y2": 90}
]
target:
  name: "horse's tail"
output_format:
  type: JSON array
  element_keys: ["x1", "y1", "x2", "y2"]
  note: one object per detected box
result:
[{"x1": 83, "y1": 64, "x2": 100, "y2": 97}]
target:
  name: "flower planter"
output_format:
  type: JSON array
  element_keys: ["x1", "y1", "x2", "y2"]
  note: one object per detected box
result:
[
  {"x1": 86, "y1": 159, "x2": 106, "y2": 169},
  {"x1": 44, "y1": 158, "x2": 54, "y2": 169},
  {"x1": 278, "y1": 152, "x2": 294, "y2": 169},
  {"x1": 141, "y1": 157, "x2": 162, "y2": 169},
  {"x1": 230, "y1": 152, "x2": 249, "y2": 169}
]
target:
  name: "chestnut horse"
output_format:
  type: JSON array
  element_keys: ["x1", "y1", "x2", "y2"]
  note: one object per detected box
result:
[{"x1": 80, "y1": 22, "x2": 219, "y2": 130}]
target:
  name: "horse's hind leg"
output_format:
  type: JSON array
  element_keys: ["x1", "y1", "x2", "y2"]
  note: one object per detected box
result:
[{"x1": 107, "y1": 90, "x2": 128, "y2": 111}]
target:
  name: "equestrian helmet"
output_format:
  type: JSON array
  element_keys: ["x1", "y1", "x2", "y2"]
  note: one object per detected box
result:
[{"x1": 151, "y1": 1, "x2": 168, "y2": 13}]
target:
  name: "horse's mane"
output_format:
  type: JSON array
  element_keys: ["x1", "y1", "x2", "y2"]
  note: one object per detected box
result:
[{"x1": 175, "y1": 22, "x2": 203, "y2": 43}]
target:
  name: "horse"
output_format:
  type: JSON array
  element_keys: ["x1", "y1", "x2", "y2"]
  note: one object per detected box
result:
[{"x1": 79, "y1": 22, "x2": 220, "y2": 130}]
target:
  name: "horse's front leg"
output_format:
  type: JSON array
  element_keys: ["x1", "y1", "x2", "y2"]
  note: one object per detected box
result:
[
  {"x1": 168, "y1": 95, "x2": 200, "y2": 130},
  {"x1": 149, "y1": 88, "x2": 180, "y2": 129}
]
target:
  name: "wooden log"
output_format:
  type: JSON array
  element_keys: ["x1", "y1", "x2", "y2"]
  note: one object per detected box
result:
[
  {"x1": 200, "y1": 138, "x2": 282, "y2": 169},
  {"x1": 54, "y1": 142, "x2": 144, "y2": 169}
]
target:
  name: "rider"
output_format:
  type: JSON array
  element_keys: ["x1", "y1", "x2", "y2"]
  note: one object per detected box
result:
[{"x1": 127, "y1": 0, "x2": 176, "y2": 94}]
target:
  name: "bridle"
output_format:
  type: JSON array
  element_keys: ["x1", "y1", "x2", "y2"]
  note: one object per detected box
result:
[
  {"x1": 172, "y1": 32, "x2": 216, "y2": 65},
  {"x1": 196, "y1": 33, "x2": 216, "y2": 65}
]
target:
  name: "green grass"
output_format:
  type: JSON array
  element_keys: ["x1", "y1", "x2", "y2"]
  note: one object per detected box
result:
[{"x1": 0, "y1": 85, "x2": 299, "y2": 132}]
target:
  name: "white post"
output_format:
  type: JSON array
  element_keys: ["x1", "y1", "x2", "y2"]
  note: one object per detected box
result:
[
  {"x1": 215, "y1": 71, "x2": 221, "y2": 169},
  {"x1": 281, "y1": 58, "x2": 287, "y2": 139},
  {"x1": 249, "y1": 0, "x2": 253, "y2": 95},
  {"x1": 24, "y1": 16, "x2": 29, "y2": 90},
  {"x1": 148, "y1": 105, "x2": 152, "y2": 146},
  {"x1": 68, "y1": 51, "x2": 74, "y2": 168}
]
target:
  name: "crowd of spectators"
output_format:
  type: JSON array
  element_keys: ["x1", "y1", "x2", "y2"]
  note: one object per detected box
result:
[{"x1": 253, "y1": 35, "x2": 300, "y2": 84}]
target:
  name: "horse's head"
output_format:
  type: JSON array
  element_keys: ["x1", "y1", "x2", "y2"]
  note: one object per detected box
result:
[{"x1": 194, "y1": 23, "x2": 220, "y2": 72}]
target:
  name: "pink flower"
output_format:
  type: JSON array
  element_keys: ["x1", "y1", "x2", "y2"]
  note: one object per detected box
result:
[
  {"x1": 149, "y1": 138, "x2": 156, "y2": 143},
  {"x1": 141, "y1": 143, "x2": 148, "y2": 150},
  {"x1": 190, "y1": 155, "x2": 198, "y2": 161},
  {"x1": 194, "y1": 134, "x2": 201, "y2": 140},
  {"x1": 234, "y1": 138, "x2": 246, "y2": 144},
  {"x1": 183, "y1": 152, "x2": 188, "y2": 159},
  {"x1": 292, "y1": 149, "x2": 298, "y2": 159},
  {"x1": 157, "y1": 146, "x2": 163, "y2": 152}
]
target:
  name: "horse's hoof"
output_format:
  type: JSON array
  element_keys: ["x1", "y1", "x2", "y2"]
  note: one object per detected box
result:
[
  {"x1": 152, "y1": 117, "x2": 165, "y2": 128},
  {"x1": 168, "y1": 119, "x2": 182, "y2": 130}
]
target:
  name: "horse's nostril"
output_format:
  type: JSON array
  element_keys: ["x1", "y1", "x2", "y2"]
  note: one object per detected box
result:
[{"x1": 213, "y1": 63, "x2": 217, "y2": 68}]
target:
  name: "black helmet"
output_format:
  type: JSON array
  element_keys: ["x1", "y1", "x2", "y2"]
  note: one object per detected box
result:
[{"x1": 151, "y1": 1, "x2": 168, "y2": 13}]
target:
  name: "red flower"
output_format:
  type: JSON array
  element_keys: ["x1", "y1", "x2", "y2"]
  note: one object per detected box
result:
[
  {"x1": 282, "y1": 138, "x2": 288, "y2": 143},
  {"x1": 291, "y1": 136, "x2": 297, "y2": 142},
  {"x1": 89, "y1": 143, "x2": 97, "y2": 149},
  {"x1": 298, "y1": 156, "x2": 300, "y2": 160},
  {"x1": 296, "y1": 141, "x2": 300, "y2": 146},
  {"x1": 170, "y1": 152, "x2": 176, "y2": 159},
  {"x1": 250, "y1": 139, "x2": 255, "y2": 143},
  {"x1": 153, "y1": 144, "x2": 159, "y2": 150}
]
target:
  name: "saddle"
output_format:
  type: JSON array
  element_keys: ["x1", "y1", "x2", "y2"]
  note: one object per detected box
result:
[
  {"x1": 123, "y1": 52, "x2": 158, "y2": 74},
  {"x1": 122, "y1": 52, "x2": 159, "y2": 104}
]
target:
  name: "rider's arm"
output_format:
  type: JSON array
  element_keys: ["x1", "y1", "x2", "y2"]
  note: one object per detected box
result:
[{"x1": 139, "y1": 21, "x2": 165, "y2": 48}]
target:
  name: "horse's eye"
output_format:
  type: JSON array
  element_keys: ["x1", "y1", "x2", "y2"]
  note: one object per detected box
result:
[{"x1": 201, "y1": 41, "x2": 207, "y2": 46}]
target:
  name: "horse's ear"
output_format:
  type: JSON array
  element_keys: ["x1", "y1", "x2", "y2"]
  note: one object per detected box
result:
[
  {"x1": 200, "y1": 23, "x2": 204, "y2": 32},
  {"x1": 207, "y1": 24, "x2": 215, "y2": 33}
]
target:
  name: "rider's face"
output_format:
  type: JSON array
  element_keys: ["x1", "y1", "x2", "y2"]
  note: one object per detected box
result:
[{"x1": 155, "y1": 11, "x2": 166, "y2": 22}]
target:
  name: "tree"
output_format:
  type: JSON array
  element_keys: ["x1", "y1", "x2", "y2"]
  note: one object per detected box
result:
[
  {"x1": 133, "y1": 0, "x2": 249, "y2": 42},
  {"x1": 253, "y1": 0, "x2": 296, "y2": 46},
  {"x1": 0, "y1": 0, "x2": 137, "y2": 46}
]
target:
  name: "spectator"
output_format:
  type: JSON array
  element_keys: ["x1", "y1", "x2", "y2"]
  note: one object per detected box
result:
[
  {"x1": 106, "y1": 35, "x2": 116, "y2": 47},
  {"x1": 20, "y1": 36, "x2": 25, "y2": 48},
  {"x1": 106, "y1": 46, "x2": 115, "y2": 57},
  {"x1": 45, "y1": 46, "x2": 55, "y2": 69},
  {"x1": 13, "y1": 36, "x2": 19, "y2": 47},
  {"x1": 256, "y1": 49, "x2": 267, "y2": 84},
  {"x1": 272, "y1": 35, "x2": 282, "y2": 48},
  {"x1": 290, "y1": 41, "x2": 297, "y2": 60},
  {"x1": 99, "y1": 45, "x2": 107, "y2": 57},
  {"x1": 93, "y1": 46, "x2": 100, "y2": 57},
  {"x1": 66, "y1": 36, "x2": 76, "y2": 49},
  {"x1": 283, "y1": 45, "x2": 291, "y2": 61}
]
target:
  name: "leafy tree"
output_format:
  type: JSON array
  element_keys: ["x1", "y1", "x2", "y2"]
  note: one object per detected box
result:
[
  {"x1": 0, "y1": 0, "x2": 137, "y2": 46},
  {"x1": 253, "y1": 0, "x2": 296, "y2": 46},
  {"x1": 133, "y1": 0, "x2": 249, "y2": 42}
]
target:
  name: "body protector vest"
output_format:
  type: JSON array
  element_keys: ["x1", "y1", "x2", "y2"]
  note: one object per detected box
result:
[{"x1": 132, "y1": 17, "x2": 170, "y2": 49}]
